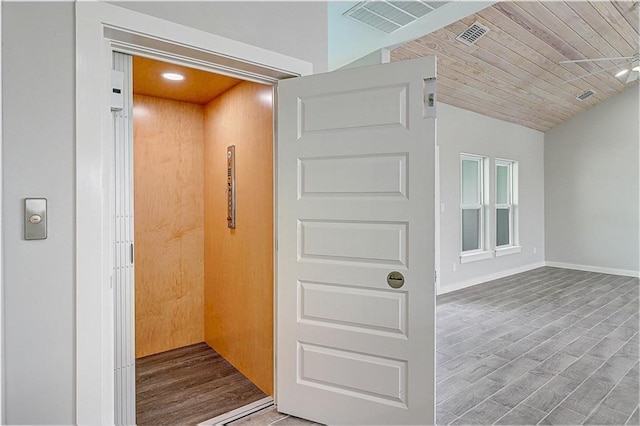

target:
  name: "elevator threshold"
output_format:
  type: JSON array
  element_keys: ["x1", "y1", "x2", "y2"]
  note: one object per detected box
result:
[{"x1": 199, "y1": 396, "x2": 274, "y2": 425}]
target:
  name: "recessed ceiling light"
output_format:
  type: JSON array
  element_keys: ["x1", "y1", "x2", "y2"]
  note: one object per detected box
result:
[
  {"x1": 615, "y1": 69, "x2": 629, "y2": 77},
  {"x1": 162, "y1": 72, "x2": 184, "y2": 81}
]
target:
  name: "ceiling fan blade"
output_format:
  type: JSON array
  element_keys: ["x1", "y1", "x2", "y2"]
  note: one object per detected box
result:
[
  {"x1": 559, "y1": 56, "x2": 636, "y2": 64},
  {"x1": 562, "y1": 63, "x2": 626, "y2": 84},
  {"x1": 626, "y1": 70, "x2": 639, "y2": 84}
]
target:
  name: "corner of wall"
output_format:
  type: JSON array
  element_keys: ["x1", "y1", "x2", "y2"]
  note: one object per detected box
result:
[
  {"x1": 543, "y1": 88, "x2": 639, "y2": 274},
  {"x1": 438, "y1": 262, "x2": 546, "y2": 295},
  {"x1": 202, "y1": 81, "x2": 274, "y2": 396}
]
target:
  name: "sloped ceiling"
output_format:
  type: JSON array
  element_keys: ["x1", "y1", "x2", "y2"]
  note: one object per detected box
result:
[{"x1": 392, "y1": 1, "x2": 639, "y2": 132}]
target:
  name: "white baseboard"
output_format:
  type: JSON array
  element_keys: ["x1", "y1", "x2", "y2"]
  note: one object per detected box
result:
[
  {"x1": 545, "y1": 261, "x2": 639, "y2": 278},
  {"x1": 437, "y1": 262, "x2": 546, "y2": 295}
]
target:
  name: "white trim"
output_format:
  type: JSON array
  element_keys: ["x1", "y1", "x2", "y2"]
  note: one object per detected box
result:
[
  {"x1": 198, "y1": 397, "x2": 274, "y2": 426},
  {"x1": 76, "y1": 3, "x2": 312, "y2": 424},
  {"x1": 495, "y1": 245, "x2": 522, "y2": 257},
  {"x1": 545, "y1": 261, "x2": 640, "y2": 278},
  {"x1": 459, "y1": 250, "x2": 493, "y2": 264},
  {"x1": 104, "y1": 27, "x2": 300, "y2": 85},
  {"x1": 495, "y1": 158, "x2": 517, "y2": 249},
  {"x1": 78, "y1": 3, "x2": 312, "y2": 78},
  {"x1": 435, "y1": 143, "x2": 441, "y2": 294},
  {"x1": 0, "y1": 3, "x2": 4, "y2": 422},
  {"x1": 438, "y1": 262, "x2": 545, "y2": 295},
  {"x1": 272, "y1": 86, "x2": 279, "y2": 407},
  {"x1": 460, "y1": 153, "x2": 486, "y2": 254}
]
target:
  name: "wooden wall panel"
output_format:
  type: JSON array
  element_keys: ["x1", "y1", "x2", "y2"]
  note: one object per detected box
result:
[
  {"x1": 134, "y1": 94, "x2": 205, "y2": 358},
  {"x1": 203, "y1": 82, "x2": 274, "y2": 395}
]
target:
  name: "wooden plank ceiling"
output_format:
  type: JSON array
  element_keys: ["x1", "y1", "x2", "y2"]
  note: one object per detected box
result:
[{"x1": 392, "y1": 1, "x2": 639, "y2": 132}]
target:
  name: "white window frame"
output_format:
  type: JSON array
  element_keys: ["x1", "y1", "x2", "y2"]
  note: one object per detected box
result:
[
  {"x1": 495, "y1": 158, "x2": 521, "y2": 257},
  {"x1": 460, "y1": 154, "x2": 491, "y2": 263}
]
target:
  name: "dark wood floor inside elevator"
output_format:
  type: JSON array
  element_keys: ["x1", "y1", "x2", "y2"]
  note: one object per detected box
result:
[{"x1": 136, "y1": 342, "x2": 268, "y2": 425}]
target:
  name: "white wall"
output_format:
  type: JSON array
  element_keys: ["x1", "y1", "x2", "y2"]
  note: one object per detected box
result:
[
  {"x1": 438, "y1": 103, "x2": 546, "y2": 293},
  {"x1": 2, "y1": 3, "x2": 76, "y2": 424},
  {"x1": 112, "y1": 1, "x2": 329, "y2": 72},
  {"x1": 545, "y1": 87, "x2": 639, "y2": 276},
  {"x1": 2, "y1": 2, "x2": 329, "y2": 423}
]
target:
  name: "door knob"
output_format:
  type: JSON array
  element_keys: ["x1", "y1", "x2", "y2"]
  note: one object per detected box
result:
[{"x1": 387, "y1": 271, "x2": 405, "y2": 289}]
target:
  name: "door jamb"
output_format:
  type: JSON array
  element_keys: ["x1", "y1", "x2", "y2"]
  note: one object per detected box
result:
[
  {"x1": 76, "y1": 3, "x2": 311, "y2": 424},
  {"x1": 0, "y1": 4, "x2": 4, "y2": 423}
]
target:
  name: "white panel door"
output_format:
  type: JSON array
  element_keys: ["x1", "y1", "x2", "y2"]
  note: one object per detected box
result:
[{"x1": 277, "y1": 56, "x2": 436, "y2": 425}]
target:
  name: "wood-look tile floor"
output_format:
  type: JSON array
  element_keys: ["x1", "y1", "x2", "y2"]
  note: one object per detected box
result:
[
  {"x1": 227, "y1": 406, "x2": 321, "y2": 426},
  {"x1": 436, "y1": 267, "x2": 639, "y2": 425},
  {"x1": 145, "y1": 268, "x2": 638, "y2": 425},
  {"x1": 136, "y1": 342, "x2": 267, "y2": 425}
]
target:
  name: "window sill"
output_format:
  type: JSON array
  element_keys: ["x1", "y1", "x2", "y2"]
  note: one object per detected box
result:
[
  {"x1": 460, "y1": 250, "x2": 493, "y2": 264},
  {"x1": 495, "y1": 246, "x2": 522, "y2": 257}
]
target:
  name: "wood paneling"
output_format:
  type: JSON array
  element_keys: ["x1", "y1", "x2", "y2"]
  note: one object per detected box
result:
[
  {"x1": 136, "y1": 343, "x2": 267, "y2": 425},
  {"x1": 203, "y1": 82, "x2": 274, "y2": 396},
  {"x1": 133, "y1": 56, "x2": 242, "y2": 105},
  {"x1": 134, "y1": 94, "x2": 205, "y2": 358},
  {"x1": 391, "y1": 1, "x2": 639, "y2": 132}
]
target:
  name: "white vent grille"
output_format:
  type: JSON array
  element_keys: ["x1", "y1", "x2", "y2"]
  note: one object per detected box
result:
[
  {"x1": 456, "y1": 22, "x2": 490, "y2": 46},
  {"x1": 344, "y1": 1, "x2": 447, "y2": 34},
  {"x1": 576, "y1": 90, "x2": 596, "y2": 101}
]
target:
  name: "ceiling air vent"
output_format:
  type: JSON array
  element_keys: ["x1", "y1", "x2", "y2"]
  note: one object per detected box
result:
[
  {"x1": 456, "y1": 22, "x2": 490, "y2": 46},
  {"x1": 576, "y1": 90, "x2": 596, "y2": 101},
  {"x1": 343, "y1": 1, "x2": 447, "y2": 34}
]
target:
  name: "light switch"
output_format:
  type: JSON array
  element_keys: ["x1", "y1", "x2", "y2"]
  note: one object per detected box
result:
[{"x1": 25, "y1": 198, "x2": 47, "y2": 240}]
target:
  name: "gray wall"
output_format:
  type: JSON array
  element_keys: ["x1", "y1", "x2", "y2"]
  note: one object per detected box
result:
[
  {"x1": 2, "y1": 1, "x2": 329, "y2": 423},
  {"x1": 112, "y1": 1, "x2": 329, "y2": 73},
  {"x1": 2, "y1": 2, "x2": 76, "y2": 424},
  {"x1": 438, "y1": 102, "x2": 546, "y2": 293},
  {"x1": 545, "y1": 87, "x2": 639, "y2": 274}
]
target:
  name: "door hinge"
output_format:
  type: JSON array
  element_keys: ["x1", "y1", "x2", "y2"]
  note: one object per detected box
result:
[
  {"x1": 434, "y1": 270, "x2": 438, "y2": 284},
  {"x1": 423, "y1": 77, "x2": 437, "y2": 118},
  {"x1": 130, "y1": 243, "x2": 134, "y2": 265}
]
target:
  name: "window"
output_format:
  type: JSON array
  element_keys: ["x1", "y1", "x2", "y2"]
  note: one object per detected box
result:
[
  {"x1": 495, "y1": 160, "x2": 512, "y2": 247},
  {"x1": 460, "y1": 154, "x2": 487, "y2": 257},
  {"x1": 460, "y1": 154, "x2": 521, "y2": 263},
  {"x1": 495, "y1": 159, "x2": 520, "y2": 256}
]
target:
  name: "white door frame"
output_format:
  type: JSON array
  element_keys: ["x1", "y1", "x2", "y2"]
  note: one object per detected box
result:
[
  {"x1": 0, "y1": 4, "x2": 4, "y2": 423},
  {"x1": 76, "y1": 3, "x2": 311, "y2": 424}
]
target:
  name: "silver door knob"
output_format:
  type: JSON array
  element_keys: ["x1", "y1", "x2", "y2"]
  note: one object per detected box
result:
[{"x1": 387, "y1": 271, "x2": 405, "y2": 289}]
